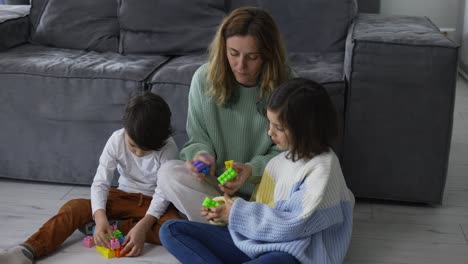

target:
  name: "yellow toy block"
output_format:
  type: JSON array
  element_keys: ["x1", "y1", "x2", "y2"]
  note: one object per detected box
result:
[
  {"x1": 96, "y1": 245, "x2": 115, "y2": 259},
  {"x1": 224, "y1": 160, "x2": 234, "y2": 169}
]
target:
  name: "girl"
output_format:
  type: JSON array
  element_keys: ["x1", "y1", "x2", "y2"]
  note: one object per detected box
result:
[{"x1": 159, "y1": 78, "x2": 355, "y2": 264}]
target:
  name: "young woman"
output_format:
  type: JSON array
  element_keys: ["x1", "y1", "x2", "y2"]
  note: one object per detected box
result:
[
  {"x1": 158, "y1": 7, "x2": 292, "y2": 222},
  {"x1": 159, "y1": 78, "x2": 355, "y2": 264}
]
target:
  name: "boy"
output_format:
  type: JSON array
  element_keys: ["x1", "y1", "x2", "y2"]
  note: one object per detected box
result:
[{"x1": 0, "y1": 92, "x2": 179, "y2": 263}]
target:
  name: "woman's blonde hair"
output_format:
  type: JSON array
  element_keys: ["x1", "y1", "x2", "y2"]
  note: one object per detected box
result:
[{"x1": 207, "y1": 7, "x2": 288, "y2": 106}]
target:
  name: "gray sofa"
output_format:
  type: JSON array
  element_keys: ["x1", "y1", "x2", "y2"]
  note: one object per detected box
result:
[{"x1": 0, "y1": 0, "x2": 458, "y2": 204}]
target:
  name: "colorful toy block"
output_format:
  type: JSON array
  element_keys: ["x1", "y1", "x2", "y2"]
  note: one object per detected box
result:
[
  {"x1": 110, "y1": 238, "x2": 120, "y2": 250},
  {"x1": 82, "y1": 236, "x2": 94, "y2": 248},
  {"x1": 89, "y1": 228, "x2": 126, "y2": 258},
  {"x1": 224, "y1": 160, "x2": 234, "y2": 169},
  {"x1": 217, "y1": 167, "x2": 238, "y2": 185},
  {"x1": 193, "y1": 160, "x2": 210, "y2": 174},
  {"x1": 113, "y1": 229, "x2": 123, "y2": 238},
  {"x1": 115, "y1": 246, "x2": 125, "y2": 257},
  {"x1": 96, "y1": 245, "x2": 115, "y2": 259},
  {"x1": 202, "y1": 196, "x2": 220, "y2": 209}
]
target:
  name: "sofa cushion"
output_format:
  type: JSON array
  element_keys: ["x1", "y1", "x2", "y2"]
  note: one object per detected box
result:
[
  {"x1": 289, "y1": 52, "x2": 344, "y2": 84},
  {"x1": 0, "y1": 5, "x2": 29, "y2": 23},
  {"x1": 258, "y1": 0, "x2": 357, "y2": 52},
  {"x1": 0, "y1": 44, "x2": 168, "y2": 80},
  {"x1": 31, "y1": 0, "x2": 119, "y2": 52},
  {"x1": 0, "y1": 5, "x2": 30, "y2": 50},
  {"x1": 150, "y1": 54, "x2": 208, "y2": 148},
  {"x1": 118, "y1": 0, "x2": 226, "y2": 55}
]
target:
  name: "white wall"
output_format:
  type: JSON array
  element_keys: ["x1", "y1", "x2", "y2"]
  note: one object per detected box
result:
[
  {"x1": 380, "y1": 0, "x2": 462, "y2": 43},
  {"x1": 460, "y1": 0, "x2": 468, "y2": 73}
]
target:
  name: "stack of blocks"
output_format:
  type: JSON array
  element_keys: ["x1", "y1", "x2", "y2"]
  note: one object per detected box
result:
[
  {"x1": 82, "y1": 224, "x2": 126, "y2": 258},
  {"x1": 201, "y1": 160, "x2": 238, "y2": 209},
  {"x1": 193, "y1": 160, "x2": 210, "y2": 174}
]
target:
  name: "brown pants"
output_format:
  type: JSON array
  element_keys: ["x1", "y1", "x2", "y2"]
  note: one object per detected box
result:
[{"x1": 25, "y1": 188, "x2": 180, "y2": 257}]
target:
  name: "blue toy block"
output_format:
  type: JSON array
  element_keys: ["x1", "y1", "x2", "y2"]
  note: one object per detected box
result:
[{"x1": 193, "y1": 160, "x2": 210, "y2": 174}]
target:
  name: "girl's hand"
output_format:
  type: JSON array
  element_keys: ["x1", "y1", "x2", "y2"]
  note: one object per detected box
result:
[
  {"x1": 185, "y1": 153, "x2": 215, "y2": 181},
  {"x1": 93, "y1": 210, "x2": 114, "y2": 248},
  {"x1": 219, "y1": 162, "x2": 252, "y2": 195},
  {"x1": 120, "y1": 223, "x2": 146, "y2": 257},
  {"x1": 204, "y1": 193, "x2": 234, "y2": 224}
]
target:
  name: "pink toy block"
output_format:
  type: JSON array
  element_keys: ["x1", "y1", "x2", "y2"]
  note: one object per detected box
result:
[
  {"x1": 83, "y1": 236, "x2": 94, "y2": 248},
  {"x1": 110, "y1": 238, "x2": 121, "y2": 250}
]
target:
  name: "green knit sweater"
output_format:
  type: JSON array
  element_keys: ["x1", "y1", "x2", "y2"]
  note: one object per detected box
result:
[{"x1": 180, "y1": 64, "x2": 281, "y2": 196}]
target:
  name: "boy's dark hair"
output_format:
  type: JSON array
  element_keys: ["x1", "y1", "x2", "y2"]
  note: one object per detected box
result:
[
  {"x1": 123, "y1": 92, "x2": 172, "y2": 151},
  {"x1": 268, "y1": 78, "x2": 338, "y2": 161}
]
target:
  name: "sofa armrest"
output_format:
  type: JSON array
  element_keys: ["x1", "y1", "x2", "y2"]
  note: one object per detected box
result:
[
  {"x1": 344, "y1": 13, "x2": 457, "y2": 78},
  {"x1": 0, "y1": 5, "x2": 30, "y2": 51},
  {"x1": 342, "y1": 13, "x2": 458, "y2": 203}
]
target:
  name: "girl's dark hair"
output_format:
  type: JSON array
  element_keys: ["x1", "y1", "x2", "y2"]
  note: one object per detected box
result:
[
  {"x1": 123, "y1": 92, "x2": 172, "y2": 151},
  {"x1": 268, "y1": 78, "x2": 338, "y2": 161}
]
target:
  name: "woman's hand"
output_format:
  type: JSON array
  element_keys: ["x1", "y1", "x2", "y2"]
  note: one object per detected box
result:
[
  {"x1": 185, "y1": 153, "x2": 215, "y2": 181},
  {"x1": 93, "y1": 210, "x2": 114, "y2": 248},
  {"x1": 219, "y1": 162, "x2": 252, "y2": 195},
  {"x1": 202, "y1": 193, "x2": 234, "y2": 224}
]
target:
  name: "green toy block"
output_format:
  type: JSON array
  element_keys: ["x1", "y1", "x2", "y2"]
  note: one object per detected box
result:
[
  {"x1": 113, "y1": 230, "x2": 123, "y2": 238},
  {"x1": 202, "y1": 197, "x2": 220, "y2": 209},
  {"x1": 217, "y1": 167, "x2": 238, "y2": 185}
]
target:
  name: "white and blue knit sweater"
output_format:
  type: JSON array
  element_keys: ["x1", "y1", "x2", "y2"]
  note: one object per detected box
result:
[{"x1": 228, "y1": 149, "x2": 355, "y2": 263}]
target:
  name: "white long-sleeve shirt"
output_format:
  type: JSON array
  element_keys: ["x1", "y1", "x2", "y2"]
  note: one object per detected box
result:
[{"x1": 91, "y1": 128, "x2": 178, "y2": 218}]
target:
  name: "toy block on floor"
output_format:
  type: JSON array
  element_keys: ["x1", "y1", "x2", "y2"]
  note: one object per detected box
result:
[
  {"x1": 217, "y1": 167, "x2": 237, "y2": 185},
  {"x1": 96, "y1": 245, "x2": 115, "y2": 259},
  {"x1": 82, "y1": 236, "x2": 94, "y2": 248},
  {"x1": 110, "y1": 238, "x2": 120, "y2": 250},
  {"x1": 115, "y1": 246, "x2": 125, "y2": 258}
]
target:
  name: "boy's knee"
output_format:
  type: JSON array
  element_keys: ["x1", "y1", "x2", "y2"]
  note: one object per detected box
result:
[{"x1": 60, "y1": 199, "x2": 91, "y2": 213}]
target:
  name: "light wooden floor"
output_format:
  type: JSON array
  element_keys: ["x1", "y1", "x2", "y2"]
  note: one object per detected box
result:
[{"x1": 1, "y1": 77, "x2": 467, "y2": 264}]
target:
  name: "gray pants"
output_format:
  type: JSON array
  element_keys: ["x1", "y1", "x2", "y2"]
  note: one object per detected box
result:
[{"x1": 158, "y1": 160, "x2": 222, "y2": 223}]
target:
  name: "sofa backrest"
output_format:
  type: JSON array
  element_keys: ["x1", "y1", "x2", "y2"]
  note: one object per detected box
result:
[
  {"x1": 29, "y1": 0, "x2": 119, "y2": 52},
  {"x1": 29, "y1": 0, "x2": 45, "y2": 31},
  {"x1": 28, "y1": 0, "x2": 356, "y2": 54},
  {"x1": 118, "y1": 0, "x2": 226, "y2": 55},
  {"x1": 228, "y1": 0, "x2": 357, "y2": 53}
]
